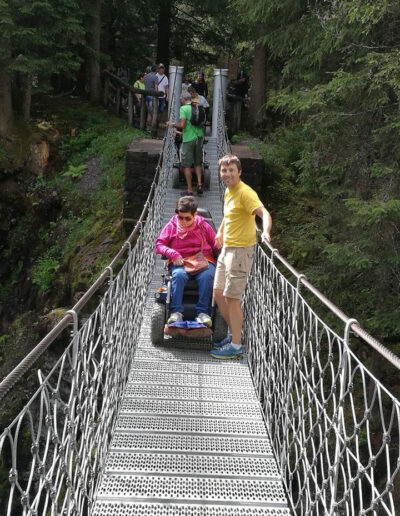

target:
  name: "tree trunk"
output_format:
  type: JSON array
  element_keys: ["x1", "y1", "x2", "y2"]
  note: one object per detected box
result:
[
  {"x1": 156, "y1": 0, "x2": 172, "y2": 69},
  {"x1": 0, "y1": 71, "x2": 13, "y2": 138},
  {"x1": 248, "y1": 25, "x2": 267, "y2": 134},
  {"x1": 86, "y1": 0, "x2": 102, "y2": 103},
  {"x1": 22, "y1": 74, "x2": 32, "y2": 122},
  {"x1": 0, "y1": 27, "x2": 13, "y2": 138}
]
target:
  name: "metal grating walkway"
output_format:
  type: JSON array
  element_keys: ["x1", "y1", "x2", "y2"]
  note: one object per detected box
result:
[{"x1": 92, "y1": 138, "x2": 291, "y2": 515}]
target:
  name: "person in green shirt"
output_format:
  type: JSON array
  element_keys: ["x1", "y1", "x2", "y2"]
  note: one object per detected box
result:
[
  {"x1": 133, "y1": 72, "x2": 145, "y2": 116},
  {"x1": 166, "y1": 92, "x2": 204, "y2": 195}
]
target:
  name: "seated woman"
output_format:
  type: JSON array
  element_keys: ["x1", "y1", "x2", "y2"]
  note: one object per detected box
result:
[{"x1": 155, "y1": 196, "x2": 218, "y2": 327}]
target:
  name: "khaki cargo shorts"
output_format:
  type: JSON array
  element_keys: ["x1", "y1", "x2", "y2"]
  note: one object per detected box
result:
[
  {"x1": 213, "y1": 246, "x2": 255, "y2": 299},
  {"x1": 181, "y1": 136, "x2": 203, "y2": 167}
]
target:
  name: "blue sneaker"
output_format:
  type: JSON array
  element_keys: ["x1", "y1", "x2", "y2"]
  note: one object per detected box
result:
[
  {"x1": 210, "y1": 343, "x2": 244, "y2": 360},
  {"x1": 212, "y1": 335, "x2": 232, "y2": 349}
]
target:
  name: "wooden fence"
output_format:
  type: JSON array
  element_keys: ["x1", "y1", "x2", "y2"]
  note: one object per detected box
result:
[{"x1": 102, "y1": 71, "x2": 163, "y2": 136}]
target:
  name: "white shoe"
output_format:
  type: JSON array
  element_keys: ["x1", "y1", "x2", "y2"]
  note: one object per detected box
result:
[
  {"x1": 196, "y1": 313, "x2": 212, "y2": 328},
  {"x1": 167, "y1": 312, "x2": 183, "y2": 324}
]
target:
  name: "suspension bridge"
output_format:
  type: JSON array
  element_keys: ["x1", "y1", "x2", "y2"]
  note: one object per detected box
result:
[{"x1": 0, "y1": 67, "x2": 400, "y2": 516}]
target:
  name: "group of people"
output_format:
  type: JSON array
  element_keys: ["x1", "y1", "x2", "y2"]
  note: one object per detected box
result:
[
  {"x1": 155, "y1": 153, "x2": 272, "y2": 360},
  {"x1": 132, "y1": 63, "x2": 169, "y2": 130}
]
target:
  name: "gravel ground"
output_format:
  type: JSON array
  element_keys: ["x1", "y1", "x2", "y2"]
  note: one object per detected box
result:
[{"x1": 78, "y1": 157, "x2": 102, "y2": 195}]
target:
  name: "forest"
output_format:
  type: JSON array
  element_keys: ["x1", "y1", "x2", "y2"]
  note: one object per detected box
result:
[{"x1": 0, "y1": 0, "x2": 399, "y2": 406}]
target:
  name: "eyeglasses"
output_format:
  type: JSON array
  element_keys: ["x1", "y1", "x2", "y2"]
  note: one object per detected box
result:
[{"x1": 177, "y1": 214, "x2": 193, "y2": 222}]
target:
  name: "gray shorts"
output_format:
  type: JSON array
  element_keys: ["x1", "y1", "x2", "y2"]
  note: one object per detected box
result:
[
  {"x1": 213, "y1": 246, "x2": 255, "y2": 299},
  {"x1": 181, "y1": 136, "x2": 203, "y2": 167}
]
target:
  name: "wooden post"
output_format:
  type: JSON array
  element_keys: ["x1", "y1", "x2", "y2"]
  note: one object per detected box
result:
[
  {"x1": 232, "y1": 98, "x2": 242, "y2": 134},
  {"x1": 151, "y1": 96, "x2": 158, "y2": 137},
  {"x1": 128, "y1": 91, "x2": 134, "y2": 126},
  {"x1": 103, "y1": 76, "x2": 110, "y2": 107},
  {"x1": 140, "y1": 94, "x2": 146, "y2": 130},
  {"x1": 116, "y1": 85, "x2": 121, "y2": 116}
]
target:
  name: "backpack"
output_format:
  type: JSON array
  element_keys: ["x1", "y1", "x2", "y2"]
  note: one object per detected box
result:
[{"x1": 190, "y1": 102, "x2": 206, "y2": 126}]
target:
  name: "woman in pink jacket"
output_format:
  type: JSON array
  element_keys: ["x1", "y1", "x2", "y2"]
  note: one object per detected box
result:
[{"x1": 155, "y1": 196, "x2": 218, "y2": 327}]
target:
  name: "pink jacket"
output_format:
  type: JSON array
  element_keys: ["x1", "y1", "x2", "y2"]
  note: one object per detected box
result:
[{"x1": 155, "y1": 215, "x2": 218, "y2": 262}]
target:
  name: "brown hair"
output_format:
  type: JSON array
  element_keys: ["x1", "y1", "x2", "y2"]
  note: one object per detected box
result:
[
  {"x1": 175, "y1": 196, "x2": 198, "y2": 214},
  {"x1": 218, "y1": 154, "x2": 242, "y2": 172}
]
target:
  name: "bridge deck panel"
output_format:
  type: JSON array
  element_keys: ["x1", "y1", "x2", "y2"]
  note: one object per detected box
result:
[{"x1": 94, "y1": 502, "x2": 292, "y2": 516}]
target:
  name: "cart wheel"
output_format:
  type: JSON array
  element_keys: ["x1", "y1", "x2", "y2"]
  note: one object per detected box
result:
[
  {"x1": 203, "y1": 168, "x2": 211, "y2": 190},
  {"x1": 151, "y1": 303, "x2": 166, "y2": 345},
  {"x1": 213, "y1": 309, "x2": 228, "y2": 343},
  {"x1": 172, "y1": 168, "x2": 180, "y2": 189}
]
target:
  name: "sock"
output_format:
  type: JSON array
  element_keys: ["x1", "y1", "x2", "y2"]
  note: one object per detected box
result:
[{"x1": 231, "y1": 342, "x2": 242, "y2": 350}]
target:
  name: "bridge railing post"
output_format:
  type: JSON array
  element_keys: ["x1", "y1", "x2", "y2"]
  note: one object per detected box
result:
[
  {"x1": 212, "y1": 68, "x2": 228, "y2": 139},
  {"x1": 115, "y1": 85, "x2": 121, "y2": 116},
  {"x1": 140, "y1": 94, "x2": 146, "y2": 130},
  {"x1": 151, "y1": 96, "x2": 159, "y2": 137},
  {"x1": 330, "y1": 318, "x2": 358, "y2": 514},
  {"x1": 128, "y1": 90, "x2": 134, "y2": 127},
  {"x1": 168, "y1": 65, "x2": 184, "y2": 122},
  {"x1": 103, "y1": 75, "x2": 110, "y2": 107}
]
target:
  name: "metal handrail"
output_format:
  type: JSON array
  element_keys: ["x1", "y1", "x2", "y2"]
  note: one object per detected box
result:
[{"x1": 260, "y1": 237, "x2": 400, "y2": 371}]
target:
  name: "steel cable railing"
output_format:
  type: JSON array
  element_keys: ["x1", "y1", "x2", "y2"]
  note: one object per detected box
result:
[
  {"x1": 243, "y1": 246, "x2": 400, "y2": 515},
  {"x1": 213, "y1": 77, "x2": 400, "y2": 515},
  {"x1": 0, "y1": 84, "x2": 179, "y2": 516}
]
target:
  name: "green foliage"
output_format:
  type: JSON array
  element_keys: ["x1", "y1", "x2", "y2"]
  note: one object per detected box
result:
[
  {"x1": 231, "y1": 131, "x2": 252, "y2": 144},
  {"x1": 62, "y1": 163, "x2": 86, "y2": 179},
  {"x1": 32, "y1": 245, "x2": 61, "y2": 293},
  {"x1": 0, "y1": 335, "x2": 8, "y2": 365},
  {"x1": 8, "y1": 0, "x2": 84, "y2": 81},
  {"x1": 242, "y1": 0, "x2": 400, "y2": 341}
]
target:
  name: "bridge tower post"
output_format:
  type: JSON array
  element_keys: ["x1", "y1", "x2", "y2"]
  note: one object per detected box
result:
[
  {"x1": 168, "y1": 65, "x2": 184, "y2": 122},
  {"x1": 211, "y1": 68, "x2": 229, "y2": 139}
]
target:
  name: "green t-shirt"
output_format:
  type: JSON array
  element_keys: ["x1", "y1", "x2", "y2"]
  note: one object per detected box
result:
[
  {"x1": 180, "y1": 103, "x2": 203, "y2": 142},
  {"x1": 134, "y1": 80, "x2": 145, "y2": 90}
]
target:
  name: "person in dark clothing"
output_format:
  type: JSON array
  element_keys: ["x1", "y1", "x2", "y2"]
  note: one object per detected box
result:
[
  {"x1": 231, "y1": 70, "x2": 249, "y2": 98},
  {"x1": 193, "y1": 71, "x2": 208, "y2": 98}
]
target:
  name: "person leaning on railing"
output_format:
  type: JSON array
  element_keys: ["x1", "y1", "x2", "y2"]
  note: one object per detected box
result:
[{"x1": 211, "y1": 154, "x2": 272, "y2": 360}]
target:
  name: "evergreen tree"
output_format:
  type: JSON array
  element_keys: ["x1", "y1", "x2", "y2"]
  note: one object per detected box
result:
[
  {"x1": 240, "y1": 0, "x2": 400, "y2": 341},
  {"x1": 0, "y1": 0, "x2": 84, "y2": 130},
  {"x1": 0, "y1": 0, "x2": 14, "y2": 137}
]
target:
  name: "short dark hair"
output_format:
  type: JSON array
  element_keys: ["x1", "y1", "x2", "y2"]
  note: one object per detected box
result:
[
  {"x1": 218, "y1": 154, "x2": 242, "y2": 172},
  {"x1": 188, "y1": 86, "x2": 196, "y2": 94},
  {"x1": 175, "y1": 196, "x2": 198, "y2": 214},
  {"x1": 138, "y1": 72, "x2": 144, "y2": 79}
]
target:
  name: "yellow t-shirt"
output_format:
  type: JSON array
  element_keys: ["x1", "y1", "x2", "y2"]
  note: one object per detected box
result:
[{"x1": 223, "y1": 181, "x2": 263, "y2": 247}]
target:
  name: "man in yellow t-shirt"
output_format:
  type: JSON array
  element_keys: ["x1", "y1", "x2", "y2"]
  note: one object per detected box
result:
[{"x1": 211, "y1": 154, "x2": 272, "y2": 359}]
